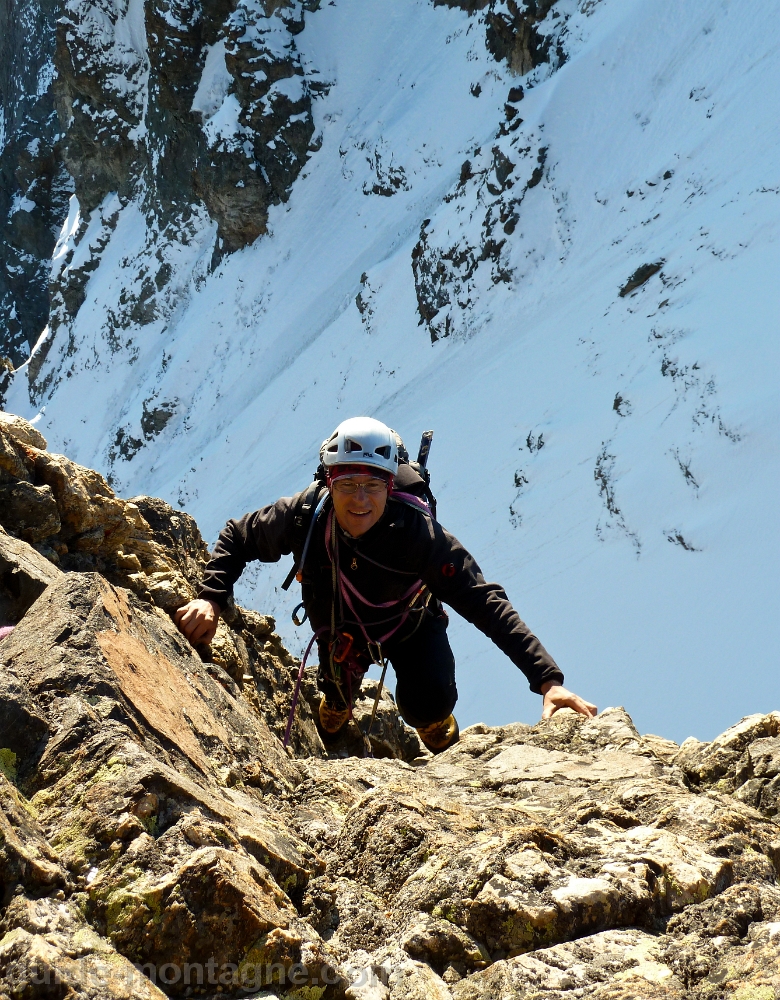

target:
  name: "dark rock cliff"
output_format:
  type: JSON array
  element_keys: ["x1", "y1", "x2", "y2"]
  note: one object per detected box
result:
[
  {"x1": 436, "y1": 0, "x2": 563, "y2": 76},
  {"x1": 0, "y1": 0, "x2": 72, "y2": 369},
  {"x1": 1, "y1": 0, "x2": 325, "y2": 383}
]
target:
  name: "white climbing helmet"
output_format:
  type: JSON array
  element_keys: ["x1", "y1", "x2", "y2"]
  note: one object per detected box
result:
[{"x1": 320, "y1": 417, "x2": 399, "y2": 477}]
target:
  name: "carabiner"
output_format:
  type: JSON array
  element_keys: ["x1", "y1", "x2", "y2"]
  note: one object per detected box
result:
[
  {"x1": 366, "y1": 640, "x2": 384, "y2": 667},
  {"x1": 331, "y1": 631, "x2": 355, "y2": 664},
  {"x1": 291, "y1": 602, "x2": 308, "y2": 627}
]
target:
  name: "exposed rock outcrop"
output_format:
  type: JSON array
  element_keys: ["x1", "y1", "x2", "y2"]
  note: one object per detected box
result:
[
  {"x1": 53, "y1": 0, "x2": 318, "y2": 252},
  {"x1": 0, "y1": 416, "x2": 779, "y2": 998},
  {"x1": 436, "y1": 0, "x2": 563, "y2": 77},
  {"x1": 412, "y1": 0, "x2": 574, "y2": 342},
  {"x1": 1, "y1": 0, "x2": 325, "y2": 380},
  {"x1": 0, "y1": 0, "x2": 73, "y2": 369}
]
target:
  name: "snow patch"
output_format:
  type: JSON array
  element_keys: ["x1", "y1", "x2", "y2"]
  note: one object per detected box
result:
[
  {"x1": 192, "y1": 39, "x2": 233, "y2": 120},
  {"x1": 266, "y1": 74, "x2": 306, "y2": 105},
  {"x1": 51, "y1": 195, "x2": 81, "y2": 278},
  {"x1": 9, "y1": 193, "x2": 37, "y2": 216},
  {"x1": 202, "y1": 93, "x2": 246, "y2": 148}
]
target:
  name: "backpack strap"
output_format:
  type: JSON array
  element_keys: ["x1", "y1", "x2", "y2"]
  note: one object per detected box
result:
[
  {"x1": 281, "y1": 482, "x2": 329, "y2": 590},
  {"x1": 390, "y1": 490, "x2": 435, "y2": 519}
]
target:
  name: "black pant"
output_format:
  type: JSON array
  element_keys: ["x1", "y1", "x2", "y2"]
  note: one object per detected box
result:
[{"x1": 317, "y1": 611, "x2": 458, "y2": 728}]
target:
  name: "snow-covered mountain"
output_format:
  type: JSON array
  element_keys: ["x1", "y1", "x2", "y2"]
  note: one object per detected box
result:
[{"x1": 2, "y1": 0, "x2": 778, "y2": 743}]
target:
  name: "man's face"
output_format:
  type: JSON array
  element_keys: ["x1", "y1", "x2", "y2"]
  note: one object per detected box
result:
[{"x1": 330, "y1": 474, "x2": 389, "y2": 537}]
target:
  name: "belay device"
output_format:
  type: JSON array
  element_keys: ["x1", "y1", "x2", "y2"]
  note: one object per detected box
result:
[{"x1": 283, "y1": 430, "x2": 435, "y2": 754}]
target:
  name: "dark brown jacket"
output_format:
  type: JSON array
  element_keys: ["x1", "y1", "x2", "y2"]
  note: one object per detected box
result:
[{"x1": 199, "y1": 484, "x2": 564, "y2": 694}]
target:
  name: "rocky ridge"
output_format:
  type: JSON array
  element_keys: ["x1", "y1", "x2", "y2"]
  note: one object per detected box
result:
[{"x1": 0, "y1": 413, "x2": 779, "y2": 998}]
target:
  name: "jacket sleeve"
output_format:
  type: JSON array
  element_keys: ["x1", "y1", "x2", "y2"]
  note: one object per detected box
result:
[
  {"x1": 419, "y1": 519, "x2": 564, "y2": 694},
  {"x1": 198, "y1": 495, "x2": 299, "y2": 609}
]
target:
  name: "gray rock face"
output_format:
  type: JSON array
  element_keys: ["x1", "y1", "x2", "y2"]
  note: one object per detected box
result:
[
  {"x1": 0, "y1": 0, "x2": 74, "y2": 369},
  {"x1": 674, "y1": 712, "x2": 780, "y2": 822},
  {"x1": 0, "y1": 441, "x2": 779, "y2": 999},
  {"x1": 53, "y1": 0, "x2": 316, "y2": 247},
  {"x1": 412, "y1": 137, "x2": 547, "y2": 342},
  {"x1": 411, "y1": 0, "x2": 574, "y2": 343},
  {"x1": 435, "y1": 0, "x2": 563, "y2": 75},
  {"x1": 0, "y1": 525, "x2": 61, "y2": 624},
  {"x1": 1, "y1": 0, "x2": 323, "y2": 376}
]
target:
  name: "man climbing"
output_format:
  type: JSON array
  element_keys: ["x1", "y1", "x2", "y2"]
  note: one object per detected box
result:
[{"x1": 174, "y1": 417, "x2": 596, "y2": 753}]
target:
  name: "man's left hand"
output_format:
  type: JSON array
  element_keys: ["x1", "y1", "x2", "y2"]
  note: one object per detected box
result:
[{"x1": 540, "y1": 682, "x2": 597, "y2": 720}]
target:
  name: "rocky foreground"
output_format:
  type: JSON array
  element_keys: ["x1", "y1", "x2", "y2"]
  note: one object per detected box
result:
[{"x1": 0, "y1": 415, "x2": 779, "y2": 999}]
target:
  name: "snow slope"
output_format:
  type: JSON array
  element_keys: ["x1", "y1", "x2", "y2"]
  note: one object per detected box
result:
[{"x1": 8, "y1": 0, "x2": 780, "y2": 743}]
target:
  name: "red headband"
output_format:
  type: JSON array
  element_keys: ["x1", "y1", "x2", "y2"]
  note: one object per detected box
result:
[{"x1": 326, "y1": 463, "x2": 394, "y2": 486}]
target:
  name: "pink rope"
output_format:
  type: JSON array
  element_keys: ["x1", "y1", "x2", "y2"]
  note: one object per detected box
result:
[
  {"x1": 339, "y1": 576, "x2": 423, "y2": 646},
  {"x1": 283, "y1": 626, "x2": 328, "y2": 748},
  {"x1": 339, "y1": 571, "x2": 421, "y2": 609},
  {"x1": 325, "y1": 509, "x2": 426, "y2": 646}
]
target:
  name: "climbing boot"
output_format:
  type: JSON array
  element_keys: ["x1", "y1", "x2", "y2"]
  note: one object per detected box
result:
[
  {"x1": 318, "y1": 695, "x2": 350, "y2": 740},
  {"x1": 416, "y1": 714, "x2": 460, "y2": 754}
]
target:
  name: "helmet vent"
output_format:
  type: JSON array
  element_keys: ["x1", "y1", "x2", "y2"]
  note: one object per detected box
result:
[
  {"x1": 345, "y1": 439, "x2": 363, "y2": 453},
  {"x1": 376, "y1": 445, "x2": 391, "y2": 458}
]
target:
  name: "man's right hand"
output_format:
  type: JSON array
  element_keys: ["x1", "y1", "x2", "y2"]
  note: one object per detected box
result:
[
  {"x1": 540, "y1": 682, "x2": 597, "y2": 720},
  {"x1": 174, "y1": 599, "x2": 221, "y2": 647}
]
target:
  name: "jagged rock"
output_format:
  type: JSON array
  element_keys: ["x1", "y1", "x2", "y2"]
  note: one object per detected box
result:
[
  {"x1": 0, "y1": 570, "x2": 314, "y2": 781},
  {"x1": 665, "y1": 881, "x2": 780, "y2": 940},
  {"x1": 1, "y1": 441, "x2": 779, "y2": 999},
  {"x1": 0, "y1": 413, "x2": 203, "y2": 609},
  {"x1": 0, "y1": 895, "x2": 168, "y2": 999},
  {"x1": 0, "y1": 569, "x2": 345, "y2": 994},
  {"x1": 0, "y1": 426, "x2": 34, "y2": 484},
  {"x1": 51, "y1": 0, "x2": 317, "y2": 267},
  {"x1": 33, "y1": 449, "x2": 135, "y2": 550},
  {"x1": 282, "y1": 709, "x2": 780, "y2": 996},
  {"x1": 0, "y1": 0, "x2": 73, "y2": 370},
  {"x1": 435, "y1": 0, "x2": 563, "y2": 76},
  {"x1": 675, "y1": 711, "x2": 780, "y2": 794},
  {"x1": 0, "y1": 670, "x2": 50, "y2": 782},
  {"x1": 3, "y1": 0, "x2": 324, "y2": 395},
  {"x1": 0, "y1": 414, "x2": 46, "y2": 451},
  {"x1": 401, "y1": 914, "x2": 490, "y2": 973},
  {"x1": 412, "y1": 139, "x2": 548, "y2": 342},
  {"x1": 128, "y1": 494, "x2": 209, "y2": 585},
  {"x1": 733, "y1": 738, "x2": 780, "y2": 816},
  {"x1": 0, "y1": 526, "x2": 61, "y2": 625},
  {"x1": 0, "y1": 773, "x2": 67, "y2": 907},
  {"x1": 0, "y1": 483, "x2": 61, "y2": 544},
  {"x1": 449, "y1": 927, "x2": 684, "y2": 998}
]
